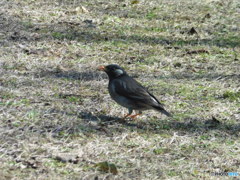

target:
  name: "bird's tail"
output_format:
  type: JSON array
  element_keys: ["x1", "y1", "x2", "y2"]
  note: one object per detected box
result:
[{"x1": 153, "y1": 106, "x2": 172, "y2": 117}]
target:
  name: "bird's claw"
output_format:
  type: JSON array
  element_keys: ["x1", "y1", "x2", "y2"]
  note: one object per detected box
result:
[{"x1": 122, "y1": 113, "x2": 141, "y2": 120}]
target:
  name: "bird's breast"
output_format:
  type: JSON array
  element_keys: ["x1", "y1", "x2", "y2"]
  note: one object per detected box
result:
[{"x1": 108, "y1": 82, "x2": 130, "y2": 108}]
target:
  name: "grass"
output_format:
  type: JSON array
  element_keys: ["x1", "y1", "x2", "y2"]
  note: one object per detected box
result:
[{"x1": 0, "y1": 0, "x2": 240, "y2": 179}]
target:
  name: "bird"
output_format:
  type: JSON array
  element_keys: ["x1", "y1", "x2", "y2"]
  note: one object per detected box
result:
[{"x1": 97, "y1": 64, "x2": 172, "y2": 120}]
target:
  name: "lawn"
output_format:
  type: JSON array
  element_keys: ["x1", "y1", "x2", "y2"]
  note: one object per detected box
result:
[{"x1": 0, "y1": 0, "x2": 239, "y2": 179}]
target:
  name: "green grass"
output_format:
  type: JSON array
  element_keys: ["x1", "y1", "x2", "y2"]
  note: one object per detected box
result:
[{"x1": 222, "y1": 90, "x2": 240, "y2": 101}]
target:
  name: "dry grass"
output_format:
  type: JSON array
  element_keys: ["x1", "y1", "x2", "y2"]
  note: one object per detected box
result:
[{"x1": 0, "y1": 0, "x2": 240, "y2": 179}]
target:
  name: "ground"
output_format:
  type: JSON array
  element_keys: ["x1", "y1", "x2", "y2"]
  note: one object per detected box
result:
[{"x1": 0, "y1": 0, "x2": 240, "y2": 179}]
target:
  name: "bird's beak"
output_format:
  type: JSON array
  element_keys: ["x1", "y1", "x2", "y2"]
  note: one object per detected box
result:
[{"x1": 97, "y1": 65, "x2": 106, "y2": 71}]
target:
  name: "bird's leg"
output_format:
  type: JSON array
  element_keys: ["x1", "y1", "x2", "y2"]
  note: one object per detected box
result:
[
  {"x1": 128, "y1": 111, "x2": 142, "y2": 120},
  {"x1": 123, "y1": 114, "x2": 130, "y2": 119},
  {"x1": 129, "y1": 114, "x2": 141, "y2": 119},
  {"x1": 122, "y1": 108, "x2": 133, "y2": 120}
]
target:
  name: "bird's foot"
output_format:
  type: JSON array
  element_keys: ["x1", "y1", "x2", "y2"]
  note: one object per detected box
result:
[
  {"x1": 129, "y1": 113, "x2": 141, "y2": 119},
  {"x1": 122, "y1": 113, "x2": 141, "y2": 120},
  {"x1": 122, "y1": 114, "x2": 131, "y2": 120}
]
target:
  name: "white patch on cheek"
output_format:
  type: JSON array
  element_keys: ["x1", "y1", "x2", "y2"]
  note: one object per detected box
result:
[{"x1": 115, "y1": 69, "x2": 124, "y2": 76}]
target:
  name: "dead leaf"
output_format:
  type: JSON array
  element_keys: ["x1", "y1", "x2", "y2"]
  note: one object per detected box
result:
[
  {"x1": 16, "y1": 158, "x2": 41, "y2": 169},
  {"x1": 75, "y1": 6, "x2": 89, "y2": 14},
  {"x1": 205, "y1": 116, "x2": 221, "y2": 128},
  {"x1": 55, "y1": 65, "x2": 68, "y2": 73},
  {"x1": 188, "y1": 27, "x2": 198, "y2": 35},
  {"x1": 131, "y1": 0, "x2": 140, "y2": 4},
  {"x1": 188, "y1": 49, "x2": 209, "y2": 54},
  {"x1": 54, "y1": 153, "x2": 79, "y2": 164},
  {"x1": 173, "y1": 62, "x2": 182, "y2": 68},
  {"x1": 82, "y1": 6, "x2": 89, "y2": 13},
  {"x1": 204, "y1": 13, "x2": 211, "y2": 19},
  {"x1": 184, "y1": 49, "x2": 209, "y2": 55},
  {"x1": 95, "y1": 161, "x2": 118, "y2": 175},
  {"x1": 212, "y1": 116, "x2": 220, "y2": 124},
  {"x1": 201, "y1": 13, "x2": 211, "y2": 22}
]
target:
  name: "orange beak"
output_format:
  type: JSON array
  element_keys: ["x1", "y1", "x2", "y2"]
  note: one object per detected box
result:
[{"x1": 97, "y1": 65, "x2": 106, "y2": 71}]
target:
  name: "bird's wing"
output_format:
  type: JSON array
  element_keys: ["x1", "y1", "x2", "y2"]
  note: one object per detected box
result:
[{"x1": 112, "y1": 76, "x2": 163, "y2": 107}]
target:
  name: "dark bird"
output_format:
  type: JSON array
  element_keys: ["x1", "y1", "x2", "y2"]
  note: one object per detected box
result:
[{"x1": 98, "y1": 64, "x2": 172, "y2": 119}]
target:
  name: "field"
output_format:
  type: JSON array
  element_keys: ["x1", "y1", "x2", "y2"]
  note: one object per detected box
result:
[{"x1": 0, "y1": 0, "x2": 239, "y2": 179}]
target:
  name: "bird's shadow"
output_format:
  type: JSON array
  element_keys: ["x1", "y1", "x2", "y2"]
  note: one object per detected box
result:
[
  {"x1": 21, "y1": 109, "x2": 239, "y2": 137},
  {"x1": 79, "y1": 112, "x2": 240, "y2": 136},
  {"x1": 79, "y1": 112, "x2": 139, "y2": 127}
]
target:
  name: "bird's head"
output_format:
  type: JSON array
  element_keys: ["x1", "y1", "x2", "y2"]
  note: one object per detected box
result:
[{"x1": 97, "y1": 64, "x2": 126, "y2": 79}]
